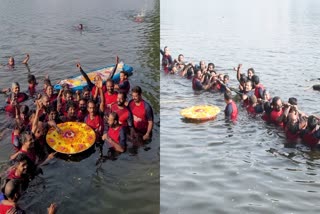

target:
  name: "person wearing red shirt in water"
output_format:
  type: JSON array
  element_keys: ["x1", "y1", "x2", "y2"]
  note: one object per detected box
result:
[
  {"x1": 102, "y1": 112, "x2": 126, "y2": 153},
  {"x1": 103, "y1": 79, "x2": 118, "y2": 115},
  {"x1": 283, "y1": 109, "x2": 307, "y2": 143},
  {"x1": 241, "y1": 80, "x2": 254, "y2": 107},
  {"x1": 60, "y1": 101, "x2": 78, "y2": 122},
  {"x1": 246, "y1": 95, "x2": 263, "y2": 115},
  {"x1": 5, "y1": 82, "x2": 28, "y2": 114},
  {"x1": 111, "y1": 92, "x2": 133, "y2": 130},
  {"x1": 0, "y1": 179, "x2": 57, "y2": 214},
  {"x1": 114, "y1": 71, "x2": 130, "y2": 94},
  {"x1": 269, "y1": 96, "x2": 284, "y2": 127},
  {"x1": 128, "y1": 86, "x2": 154, "y2": 141},
  {"x1": 251, "y1": 75, "x2": 264, "y2": 99},
  {"x1": 6, "y1": 153, "x2": 32, "y2": 192},
  {"x1": 44, "y1": 85, "x2": 58, "y2": 106},
  {"x1": 76, "y1": 98, "x2": 88, "y2": 122},
  {"x1": 27, "y1": 74, "x2": 38, "y2": 97},
  {"x1": 224, "y1": 92, "x2": 238, "y2": 121},
  {"x1": 9, "y1": 131, "x2": 56, "y2": 167},
  {"x1": 84, "y1": 80, "x2": 105, "y2": 155},
  {"x1": 0, "y1": 179, "x2": 25, "y2": 213},
  {"x1": 301, "y1": 115, "x2": 320, "y2": 149}
]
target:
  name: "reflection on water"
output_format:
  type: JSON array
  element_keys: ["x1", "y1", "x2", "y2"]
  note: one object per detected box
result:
[
  {"x1": 0, "y1": 0, "x2": 159, "y2": 213},
  {"x1": 161, "y1": 0, "x2": 320, "y2": 213}
]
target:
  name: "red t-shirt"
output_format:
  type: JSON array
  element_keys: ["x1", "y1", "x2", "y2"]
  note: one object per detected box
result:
[
  {"x1": 85, "y1": 115, "x2": 104, "y2": 138},
  {"x1": 111, "y1": 104, "x2": 130, "y2": 126}
]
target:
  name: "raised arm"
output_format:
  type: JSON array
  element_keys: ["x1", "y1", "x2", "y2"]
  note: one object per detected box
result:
[
  {"x1": 96, "y1": 79, "x2": 105, "y2": 112},
  {"x1": 234, "y1": 64, "x2": 242, "y2": 82},
  {"x1": 77, "y1": 63, "x2": 95, "y2": 90},
  {"x1": 110, "y1": 56, "x2": 120, "y2": 80},
  {"x1": 22, "y1": 53, "x2": 30, "y2": 64}
]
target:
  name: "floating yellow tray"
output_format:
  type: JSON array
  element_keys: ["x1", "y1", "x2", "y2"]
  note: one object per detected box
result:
[
  {"x1": 46, "y1": 122, "x2": 96, "y2": 154},
  {"x1": 180, "y1": 105, "x2": 220, "y2": 121}
]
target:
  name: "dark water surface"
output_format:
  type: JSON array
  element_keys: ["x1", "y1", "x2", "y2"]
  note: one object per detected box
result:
[
  {"x1": 0, "y1": 0, "x2": 159, "y2": 213},
  {"x1": 161, "y1": 0, "x2": 320, "y2": 213}
]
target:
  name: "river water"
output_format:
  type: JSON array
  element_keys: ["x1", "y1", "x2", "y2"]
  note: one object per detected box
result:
[
  {"x1": 161, "y1": 0, "x2": 320, "y2": 213},
  {"x1": 0, "y1": 0, "x2": 159, "y2": 213}
]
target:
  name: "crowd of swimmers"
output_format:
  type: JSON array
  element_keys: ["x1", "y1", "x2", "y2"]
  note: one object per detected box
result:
[
  {"x1": 0, "y1": 54, "x2": 154, "y2": 213},
  {"x1": 161, "y1": 46, "x2": 320, "y2": 149}
]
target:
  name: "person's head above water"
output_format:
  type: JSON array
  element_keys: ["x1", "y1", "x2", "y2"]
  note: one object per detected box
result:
[
  {"x1": 78, "y1": 24, "x2": 83, "y2": 30},
  {"x1": 8, "y1": 56, "x2": 15, "y2": 66}
]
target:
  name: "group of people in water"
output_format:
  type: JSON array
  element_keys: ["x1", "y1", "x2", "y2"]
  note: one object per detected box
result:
[
  {"x1": 0, "y1": 54, "x2": 154, "y2": 213},
  {"x1": 161, "y1": 46, "x2": 320, "y2": 149}
]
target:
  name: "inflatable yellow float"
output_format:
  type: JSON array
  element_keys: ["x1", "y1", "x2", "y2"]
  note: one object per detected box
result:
[
  {"x1": 46, "y1": 122, "x2": 96, "y2": 154},
  {"x1": 180, "y1": 105, "x2": 220, "y2": 121}
]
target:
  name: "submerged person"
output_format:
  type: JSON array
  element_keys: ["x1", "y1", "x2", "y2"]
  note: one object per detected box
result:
[
  {"x1": 1, "y1": 54, "x2": 30, "y2": 69},
  {"x1": 224, "y1": 92, "x2": 238, "y2": 121},
  {"x1": 78, "y1": 23, "x2": 83, "y2": 30},
  {"x1": 27, "y1": 74, "x2": 38, "y2": 97}
]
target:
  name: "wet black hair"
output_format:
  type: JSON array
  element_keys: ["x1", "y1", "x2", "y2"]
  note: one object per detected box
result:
[
  {"x1": 307, "y1": 115, "x2": 318, "y2": 130},
  {"x1": 251, "y1": 75, "x2": 260, "y2": 85},
  {"x1": 120, "y1": 71, "x2": 128, "y2": 77},
  {"x1": 271, "y1": 96, "x2": 281, "y2": 106},
  {"x1": 224, "y1": 92, "x2": 233, "y2": 101},
  {"x1": 248, "y1": 68, "x2": 255, "y2": 74},
  {"x1": 118, "y1": 91, "x2": 127, "y2": 100},
  {"x1": 264, "y1": 102, "x2": 272, "y2": 114},
  {"x1": 106, "y1": 78, "x2": 115, "y2": 85},
  {"x1": 3, "y1": 179, "x2": 22, "y2": 200},
  {"x1": 63, "y1": 89, "x2": 73, "y2": 97},
  {"x1": 109, "y1": 112, "x2": 119, "y2": 122},
  {"x1": 131, "y1": 86, "x2": 142, "y2": 95},
  {"x1": 223, "y1": 75, "x2": 229, "y2": 80},
  {"x1": 28, "y1": 74, "x2": 36, "y2": 84},
  {"x1": 240, "y1": 74, "x2": 248, "y2": 83},
  {"x1": 20, "y1": 105, "x2": 29, "y2": 115},
  {"x1": 208, "y1": 63, "x2": 215, "y2": 69},
  {"x1": 288, "y1": 97, "x2": 298, "y2": 106},
  {"x1": 43, "y1": 78, "x2": 51, "y2": 87},
  {"x1": 14, "y1": 153, "x2": 30, "y2": 164},
  {"x1": 47, "y1": 105, "x2": 57, "y2": 113},
  {"x1": 66, "y1": 101, "x2": 77, "y2": 111}
]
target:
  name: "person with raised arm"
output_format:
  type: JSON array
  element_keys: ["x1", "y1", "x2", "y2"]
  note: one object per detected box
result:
[
  {"x1": 84, "y1": 78, "x2": 105, "y2": 156},
  {"x1": 160, "y1": 46, "x2": 173, "y2": 73},
  {"x1": 76, "y1": 56, "x2": 119, "y2": 98}
]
